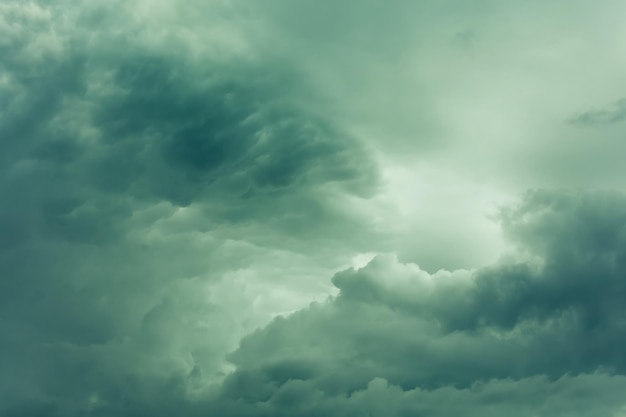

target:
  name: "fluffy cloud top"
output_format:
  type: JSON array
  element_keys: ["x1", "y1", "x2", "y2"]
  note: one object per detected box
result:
[{"x1": 217, "y1": 190, "x2": 626, "y2": 416}]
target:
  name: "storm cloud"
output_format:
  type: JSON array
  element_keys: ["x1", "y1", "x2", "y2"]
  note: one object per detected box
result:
[
  {"x1": 1, "y1": 0, "x2": 625, "y2": 416},
  {"x1": 0, "y1": 1, "x2": 381, "y2": 414},
  {"x1": 217, "y1": 189, "x2": 626, "y2": 416}
]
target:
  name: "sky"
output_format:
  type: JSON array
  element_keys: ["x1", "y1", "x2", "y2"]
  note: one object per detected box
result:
[{"x1": 1, "y1": 0, "x2": 626, "y2": 416}]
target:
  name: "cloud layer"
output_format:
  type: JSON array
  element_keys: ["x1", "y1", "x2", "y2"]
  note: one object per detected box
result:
[
  {"x1": 0, "y1": 1, "x2": 382, "y2": 414},
  {"x1": 1, "y1": 1, "x2": 626, "y2": 416},
  {"x1": 216, "y1": 189, "x2": 626, "y2": 416}
]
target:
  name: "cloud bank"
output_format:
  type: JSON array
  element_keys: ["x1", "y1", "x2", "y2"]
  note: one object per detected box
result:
[
  {"x1": 1, "y1": 0, "x2": 626, "y2": 416},
  {"x1": 216, "y1": 189, "x2": 626, "y2": 416}
]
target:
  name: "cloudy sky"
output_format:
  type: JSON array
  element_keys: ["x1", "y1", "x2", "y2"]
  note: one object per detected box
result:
[{"x1": 1, "y1": 0, "x2": 626, "y2": 416}]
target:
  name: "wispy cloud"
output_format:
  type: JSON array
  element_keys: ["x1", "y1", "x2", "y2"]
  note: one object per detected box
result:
[{"x1": 570, "y1": 99, "x2": 626, "y2": 126}]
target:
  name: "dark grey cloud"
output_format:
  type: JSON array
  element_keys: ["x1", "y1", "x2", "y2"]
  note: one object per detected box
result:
[
  {"x1": 0, "y1": 1, "x2": 381, "y2": 415},
  {"x1": 2, "y1": 1, "x2": 626, "y2": 416},
  {"x1": 0, "y1": 0, "x2": 380, "y2": 247},
  {"x1": 215, "y1": 189, "x2": 626, "y2": 416}
]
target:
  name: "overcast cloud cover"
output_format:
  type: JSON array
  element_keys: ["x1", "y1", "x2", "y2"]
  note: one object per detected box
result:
[{"x1": 1, "y1": 0, "x2": 626, "y2": 416}]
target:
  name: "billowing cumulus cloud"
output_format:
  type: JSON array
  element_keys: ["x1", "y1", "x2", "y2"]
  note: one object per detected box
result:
[
  {"x1": 215, "y1": 189, "x2": 626, "y2": 416},
  {"x1": 1, "y1": 0, "x2": 625, "y2": 416}
]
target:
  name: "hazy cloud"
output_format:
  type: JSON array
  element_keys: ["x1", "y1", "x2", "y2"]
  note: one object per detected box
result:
[{"x1": 571, "y1": 99, "x2": 626, "y2": 126}]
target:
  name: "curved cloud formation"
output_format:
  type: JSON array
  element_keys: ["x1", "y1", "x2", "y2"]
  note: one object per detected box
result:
[{"x1": 0, "y1": 1, "x2": 381, "y2": 414}]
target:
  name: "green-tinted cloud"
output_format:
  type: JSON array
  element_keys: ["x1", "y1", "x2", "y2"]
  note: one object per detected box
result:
[
  {"x1": 217, "y1": 189, "x2": 626, "y2": 416},
  {"x1": 0, "y1": 1, "x2": 382, "y2": 414},
  {"x1": 570, "y1": 99, "x2": 626, "y2": 126},
  {"x1": 1, "y1": 0, "x2": 626, "y2": 416}
]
